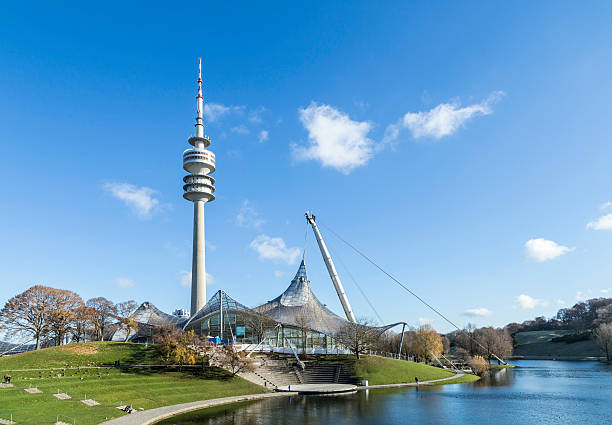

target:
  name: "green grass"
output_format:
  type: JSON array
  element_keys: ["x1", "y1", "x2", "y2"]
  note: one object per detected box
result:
[
  {"x1": 0, "y1": 342, "x2": 158, "y2": 370},
  {"x1": 0, "y1": 342, "x2": 264, "y2": 425},
  {"x1": 513, "y1": 330, "x2": 576, "y2": 345},
  {"x1": 513, "y1": 330, "x2": 600, "y2": 358},
  {"x1": 429, "y1": 373, "x2": 480, "y2": 385},
  {"x1": 354, "y1": 356, "x2": 456, "y2": 385}
]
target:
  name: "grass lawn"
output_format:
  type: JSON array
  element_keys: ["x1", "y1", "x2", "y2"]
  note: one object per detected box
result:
[
  {"x1": 0, "y1": 342, "x2": 264, "y2": 425},
  {"x1": 354, "y1": 356, "x2": 457, "y2": 385}
]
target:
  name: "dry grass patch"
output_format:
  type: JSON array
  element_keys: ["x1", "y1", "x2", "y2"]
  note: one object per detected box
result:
[{"x1": 61, "y1": 344, "x2": 99, "y2": 355}]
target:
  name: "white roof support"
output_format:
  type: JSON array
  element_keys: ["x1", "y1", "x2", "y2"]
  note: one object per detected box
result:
[{"x1": 305, "y1": 212, "x2": 356, "y2": 323}]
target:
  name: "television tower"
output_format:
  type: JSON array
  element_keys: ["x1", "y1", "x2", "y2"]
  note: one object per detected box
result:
[{"x1": 183, "y1": 58, "x2": 215, "y2": 315}]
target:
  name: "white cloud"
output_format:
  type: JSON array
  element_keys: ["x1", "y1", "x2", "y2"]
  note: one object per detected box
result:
[
  {"x1": 248, "y1": 106, "x2": 266, "y2": 124},
  {"x1": 601, "y1": 288, "x2": 612, "y2": 294},
  {"x1": 204, "y1": 102, "x2": 244, "y2": 122},
  {"x1": 385, "y1": 91, "x2": 504, "y2": 142},
  {"x1": 587, "y1": 213, "x2": 612, "y2": 230},
  {"x1": 258, "y1": 130, "x2": 269, "y2": 142},
  {"x1": 292, "y1": 102, "x2": 374, "y2": 174},
  {"x1": 274, "y1": 270, "x2": 285, "y2": 278},
  {"x1": 576, "y1": 290, "x2": 592, "y2": 301},
  {"x1": 231, "y1": 124, "x2": 250, "y2": 135},
  {"x1": 235, "y1": 200, "x2": 265, "y2": 230},
  {"x1": 554, "y1": 299, "x2": 565, "y2": 306},
  {"x1": 418, "y1": 317, "x2": 434, "y2": 325},
  {"x1": 462, "y1": 307, "x2": 492, "y2": 317},
  {"x1": 515, "y1": 294, "x2": 548, "y2": 309},
  {"x1": 249, "y1": 235, "x2": 301, "y2": 265},
  {"x1": 179, "y1": 270, "x2": 214, "y2": 288},
  {"x1": 600, "y1": 201, "x2": 611, "y2": 211},
  {"x1": 524, "y1": 238, "x2": 574, "y2": 262},
  {"x1": 115, "y1": 277, "x2": 135, "y2": 289},
  {"x1": 104, "y1": 182, "x2": 160, "y2": 219}
]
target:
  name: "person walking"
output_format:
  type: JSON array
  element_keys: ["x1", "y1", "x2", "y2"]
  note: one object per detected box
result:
[{"x1": 7, "y1": 374, "x2": 11, "y2": 384}]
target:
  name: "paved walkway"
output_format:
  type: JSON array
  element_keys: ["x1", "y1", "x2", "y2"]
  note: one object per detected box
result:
[
  {"x1": 99, "y1": 372, "x2": 467, "y2": 425},
  {"x1": 276, "y1": 383, "x2": 357, "y2": 394},
  {"x1": 99, "y1": 392, "x2": 296, "y2": 425},
  {"x1": 359, "y1": 372, "x2": 465, "y2": 390}
]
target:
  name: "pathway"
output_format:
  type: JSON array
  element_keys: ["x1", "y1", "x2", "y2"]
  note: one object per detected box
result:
[{"x1": 99, "y1": 372, "x2": 468, "y2": 425}]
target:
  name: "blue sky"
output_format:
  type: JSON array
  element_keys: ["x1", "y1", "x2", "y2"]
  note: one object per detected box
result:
[{"x1": 1, "y1": 1, "x2": 612, "y2": 333}]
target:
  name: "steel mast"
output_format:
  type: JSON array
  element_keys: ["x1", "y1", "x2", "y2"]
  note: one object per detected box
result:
[{"x1": 305, "y1": 212, "x2": 356, "y2": 323}]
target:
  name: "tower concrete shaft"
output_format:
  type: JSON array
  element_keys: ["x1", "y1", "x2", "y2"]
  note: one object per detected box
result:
[{"x1": 183, "y1": 58, "x2": 216, "y2": 315}]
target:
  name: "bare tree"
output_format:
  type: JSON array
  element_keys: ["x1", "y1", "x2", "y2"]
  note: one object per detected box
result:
[
  {"x1": 243, "y1": 312, "x2": 275, "y2": 344},
  {"x1": 86, "y1": 297, "x2": 117, "y2": 341},
  {"x1": 594, "y1": 323, "x2": 612, "y2": 362},
  {"x1": 0, "y1": 285, "x2": 57, "y2": 349},
  {"x1": 294, "y1": 311, "x2": 310, "y2": 355},
  {"x1": 455, "y1": 323, "x2": 478, "y2": 357},
  {"x1": 335, "y1": 318, "x2": 378, "y2": 359},
  {"x1": 474, "y1": 327, "x2": 513, "y2": 363},
  {"x1": 217, "y1": 345, "x2": 255, "y2": 376},
  {"x1": 114, "y1": 301, "x2": 138, "y2": 342}
]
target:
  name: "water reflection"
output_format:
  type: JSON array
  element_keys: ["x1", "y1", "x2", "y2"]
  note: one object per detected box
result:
[{"x1": 158, "y1": 361, "x2": 612, "y2": 425}]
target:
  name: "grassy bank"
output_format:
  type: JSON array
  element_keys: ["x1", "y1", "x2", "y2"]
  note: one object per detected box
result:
[
  {"x1": 0, "y1": 342, "x2": 263, "y2": 425},
  {"x1": 513, "y1": 330, "x2": 601, "y2": 359},
  {"x1": 354, "y1": 356, "x2": 460, "y2": 385}
]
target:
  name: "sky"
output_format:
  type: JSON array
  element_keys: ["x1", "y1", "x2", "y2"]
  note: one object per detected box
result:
[{"x1": 1, "y1": 1, "x2": 612, "y2": 334}]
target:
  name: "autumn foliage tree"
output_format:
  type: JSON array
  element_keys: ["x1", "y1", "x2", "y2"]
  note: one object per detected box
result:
[
  {"x1": 48, "y1": 289, "x2": 83, "y2": 345},
  {"x1": 0, "y1": 285, "x2": 58, "y2": 349},
  {"x1": 86, "y1": 297, "x2": 117, "y2": 341},
  {"x1": 410, "y1": 324, "x2": 443, "y2": 363}
]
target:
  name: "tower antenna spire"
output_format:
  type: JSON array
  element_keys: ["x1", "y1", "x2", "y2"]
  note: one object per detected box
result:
[
  {"x1": 183, "y1": 58, "x2": 215, "y2": 315},
  {"x1": 197, "y1": 58, "x2": 203, "y2": 99}
]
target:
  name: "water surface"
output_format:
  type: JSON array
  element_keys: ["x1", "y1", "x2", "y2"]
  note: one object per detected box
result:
[{"x1": 158, "y1": 360, "x2": 611, "y2": 425}]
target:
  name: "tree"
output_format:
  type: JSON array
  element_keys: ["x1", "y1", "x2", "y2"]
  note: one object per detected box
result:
[
  {"x1": 594, "y1": 323, "x2": 612, "y2": 362},
  {"x1": 294, "y1": 310, "x2": 310, "y2": 355},
  {"x1": 216, "y1": 345, "x2": 255, "y2": 376},
  {"x1": 114, "y1": 301, "x2": 138, "y2": 342},
  {"x1": 410, "y1": 324, "x2": 443, "y2": 363},
  {"x1": 0, "y1": 285, "x2": 57, "y2": 349},
  {"x1": 441, "y1": 335, "x2": 450, "y2": 355},
  {"x1": 335, "y1": 318, "x2": 378, "y2": 359},
  {"x1": 243, "y1": 312, "x2": 275, "y2": 344},
  {"x1": 48, "y1": 289, "x2": 83, "y2": 345},
  {"x1": 474, "y1": 327, "x2": 513, "y2": 363},
  {"x1": 470, "y1": 355, "x2": 489, "y2": 375},
  {"x1": 72, "y1": 305, "x2": 95, "y2": 342},
  {"x1": 155, "y1": 327, "x2": 205, "y2": 370},
  {"x1": 86, "y1": 297, "x2": 117, "y2": 341},
  {"x1": 455, "y1": 323, "x2": 478, "y2": 357}
]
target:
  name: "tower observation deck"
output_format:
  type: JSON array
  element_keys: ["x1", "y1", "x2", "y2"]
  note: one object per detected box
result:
[{"x1": 183, "y1": 58, "x2": 215, "y2": 315}]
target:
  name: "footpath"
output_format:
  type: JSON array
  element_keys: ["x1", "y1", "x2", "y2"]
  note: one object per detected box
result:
[{"x1": 100, "y1": 372, "x2": 465, "y2": 425}]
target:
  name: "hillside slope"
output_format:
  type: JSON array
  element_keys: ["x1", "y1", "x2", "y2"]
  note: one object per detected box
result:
[{"x1": 513, "y1": 330, "x2": 601, "y2": 359}]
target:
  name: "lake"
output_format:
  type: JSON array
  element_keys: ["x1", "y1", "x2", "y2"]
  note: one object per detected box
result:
[{"x1": 158, "y1": 360, "x2": 612, "y2": 425}]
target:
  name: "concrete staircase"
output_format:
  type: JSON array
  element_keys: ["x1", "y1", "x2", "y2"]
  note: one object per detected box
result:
[{"x1": 241, "y1": 355, "x2": 358, "y2": 388}]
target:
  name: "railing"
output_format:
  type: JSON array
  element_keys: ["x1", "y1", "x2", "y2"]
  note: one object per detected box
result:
[
  {"x1": 56, "y1": 414, "x2": 76, "y2": 425},
  {"x1": 366, "y1": 350, "x2": 413, "y2": 362}
]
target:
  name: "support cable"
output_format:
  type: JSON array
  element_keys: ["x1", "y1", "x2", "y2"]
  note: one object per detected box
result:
[{"x1": 319, "y1": 222, "x2": 507, "y2": 365}]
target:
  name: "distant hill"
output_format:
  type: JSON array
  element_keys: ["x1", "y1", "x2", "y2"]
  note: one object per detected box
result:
[{"x1": 512, "y1": 330, "x2": 601, "y2": 359}]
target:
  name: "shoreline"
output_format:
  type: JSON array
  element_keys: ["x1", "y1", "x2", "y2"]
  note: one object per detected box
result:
[{"x1": 99, "y1": 372, "x2": 472, "y2": 425}]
